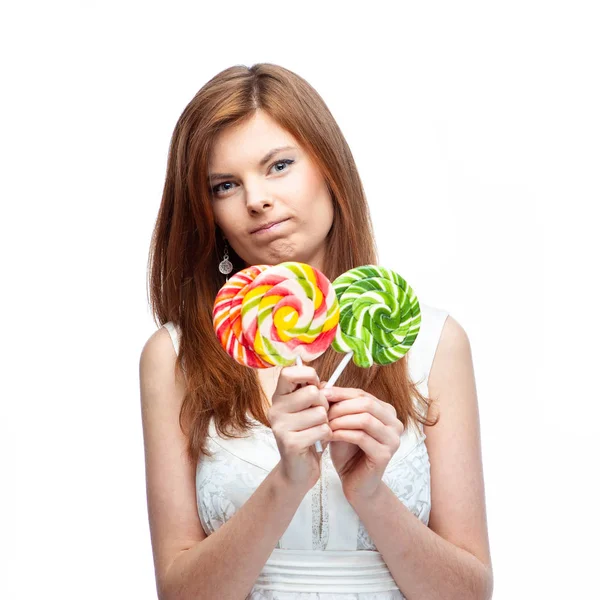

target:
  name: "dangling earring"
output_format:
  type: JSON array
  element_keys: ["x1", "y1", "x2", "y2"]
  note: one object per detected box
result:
[{"x1": 219, "y1": 239, "x2": 233, "y2": 281}]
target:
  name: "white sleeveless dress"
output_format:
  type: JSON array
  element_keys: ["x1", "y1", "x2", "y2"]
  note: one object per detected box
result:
[{"x1": 163, "y1": 303, "x2": 449, "y2": 599}]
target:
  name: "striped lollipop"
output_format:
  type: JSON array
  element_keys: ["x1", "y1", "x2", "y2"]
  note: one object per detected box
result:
[
  {"x1": 241, "y1": 262, "x2": 340, "y2": 366},
  {"x1": 324, "y1": 265, "x2": 421, "y2": 386},
  {"x1": 213, "y1": 264, "x2": 274, "y2": 368},
  {"x1": 214, "y1": 261, "x2": 340, "y2": 454}
]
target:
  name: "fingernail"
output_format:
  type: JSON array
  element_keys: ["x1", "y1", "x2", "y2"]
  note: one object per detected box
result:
[{"x1": 322, "y1": 389, "x2": 332, "y2": 399}]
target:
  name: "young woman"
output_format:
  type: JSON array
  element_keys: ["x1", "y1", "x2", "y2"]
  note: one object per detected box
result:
[{"x1": 140, "y1": 63, "x2": 493, "y2": 600}]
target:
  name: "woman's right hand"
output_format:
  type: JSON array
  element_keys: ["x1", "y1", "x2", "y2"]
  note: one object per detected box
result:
[{"x1": 268, "y1": 365, "x2": 333, "y2": 491}]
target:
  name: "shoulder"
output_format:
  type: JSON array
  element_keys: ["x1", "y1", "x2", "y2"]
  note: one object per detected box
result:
[
  {"x1": 139, "y1": 325, "x2": 183, "y2": 397},
  {"x1": 140, "y1": 325, "x2": 178, "y2": 367},
  {"x1": 426, "y1": 314, "x2": 473, "y2": 419},
  {"x1": 434, "y1": 314, "x2": 470, "y2": 360}
]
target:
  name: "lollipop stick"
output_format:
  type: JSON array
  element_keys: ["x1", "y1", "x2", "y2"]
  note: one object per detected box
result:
[
  {"x1": 324, "y1": 351, "x2": 353, "y2": 389},
  {"x1": 296, "y1": 356, "x2": 324, "y2": 454}
]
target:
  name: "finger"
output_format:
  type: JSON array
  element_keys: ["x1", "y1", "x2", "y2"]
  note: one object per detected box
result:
[
  {"x1": 269, "y1": 378, "x2": 330, "y2": 416},
  {"x1": 322, "y1": 386, "x2": 364, "y2": 403},
  {"x1": 328, "y1": 396, "x2": 397, "y2": 427},
  {"x1": 282, "y1": 384, "x2": 329, "y2": 414},
  {"x1": 284, "y1": 404, "x2": 330, "y2": 432},
  {"x1": 329, "y1": 413, "x2": 399, "y2": 448},
  {"x1": 330, "y1": 428, "x2": 390, "y2": 462},
  {"x1": 275, "y1": 365, "x2": 320, "y2": 396}
]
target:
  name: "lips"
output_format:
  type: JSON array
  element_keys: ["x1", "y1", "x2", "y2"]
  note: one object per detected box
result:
[{"x1": 251, "y1": 218, "x2": 290, "y2": 234}]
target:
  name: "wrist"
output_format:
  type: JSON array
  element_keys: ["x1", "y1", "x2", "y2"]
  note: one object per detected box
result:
[
  {"x1": 273, "y1": 461, "x2": 315, "y2": 497},
  {"x1": 344, "y1": 481, "x2": 386, "y2": 508}
]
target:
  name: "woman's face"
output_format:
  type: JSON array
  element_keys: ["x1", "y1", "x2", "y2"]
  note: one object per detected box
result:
[{"x1": 208, "y1": 109, "x2": 334, "y2": 271}]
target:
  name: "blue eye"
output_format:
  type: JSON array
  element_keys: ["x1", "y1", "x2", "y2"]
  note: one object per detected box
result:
[
  {"x1": 211, "y1": 159, "x2": 294, "y2": 196},
  {"x1": 212, "y1": 181, "x2": 235, "y2": 195},
  {"x1": 271, "y1": 158, "x2": 294, "y2": 173}
]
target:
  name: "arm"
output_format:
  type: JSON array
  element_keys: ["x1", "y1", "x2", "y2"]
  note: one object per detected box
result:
[
  {"x1": 346, "y1": 316, "x2": 493, "y2": 600},
  {"x1": 140, "y1": 327, "x2": 311, "y2": 600},
  {"x1": 349, "y1": 484, "x2": 491, "y2": 600},
  {"x1": 163, "y1": 462, "x2": 310, "y2": 600}
]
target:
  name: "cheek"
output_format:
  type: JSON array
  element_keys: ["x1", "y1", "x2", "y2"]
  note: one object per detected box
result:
[
  {"x1": 297, "y1": 169, "x2": 332, "y2": 216},
  {"x1": 212, "y1": 206, "x2": 234, "y2": 237},
  {"x1": 311, "y1": 186, "x2": 334, "y2": 225}
]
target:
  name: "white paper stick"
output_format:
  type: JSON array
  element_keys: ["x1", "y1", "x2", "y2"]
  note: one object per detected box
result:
[
  {"x1": 324, "y1": 351, "x2": 353, "y2": 389},
  {"x1": 295, "y1": 356, "x2": 324, "y2": 454},
  {"x1": 305, "y1": 351, "x2": 354, "y2": 453},
  {"x1": 316, "y1": 351, "x2": 353, "y2": 452}
]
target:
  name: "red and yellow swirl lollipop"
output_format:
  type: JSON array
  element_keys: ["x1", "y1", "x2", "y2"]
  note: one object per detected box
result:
[
  {"x1": 240, "y1": 261, "x2": 340, "y2": 366},
  {"x1": 214, "y1": 261, "x2": 340, "y2": 453},
  {"x1": 213, "y1": 261, "x2": 340, "y2": 367}
]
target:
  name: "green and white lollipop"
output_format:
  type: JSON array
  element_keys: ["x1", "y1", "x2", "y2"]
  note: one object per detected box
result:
[{"x1": 325, "y1": 265, "x2": 421, "y2": 387}]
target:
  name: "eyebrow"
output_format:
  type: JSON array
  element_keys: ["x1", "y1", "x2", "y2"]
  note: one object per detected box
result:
[{"x1": 208, "y1": 146, "x2": 297, "y2": 182}]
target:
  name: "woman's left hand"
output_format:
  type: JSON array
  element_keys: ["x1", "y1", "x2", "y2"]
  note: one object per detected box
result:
[{"x1": 319, "y1": 384, "x2": 405, "y2": 502}]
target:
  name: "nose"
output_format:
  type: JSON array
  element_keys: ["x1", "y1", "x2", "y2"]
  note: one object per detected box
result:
[{"x1": 245, "y1": 180, "x2": 274, "y2": 214}]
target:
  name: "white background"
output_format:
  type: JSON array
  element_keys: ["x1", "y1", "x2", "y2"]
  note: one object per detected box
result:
[{"x1": 2, "y1": 1, "x2": 598, "y2": 598}]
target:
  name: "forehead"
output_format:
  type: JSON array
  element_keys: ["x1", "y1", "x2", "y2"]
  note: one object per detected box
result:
[{"x1": 209, "y1": 111, "x2": 299, "y2": 167}]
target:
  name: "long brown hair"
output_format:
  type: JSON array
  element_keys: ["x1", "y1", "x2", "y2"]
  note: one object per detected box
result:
[{"x1": 147, "y1": 63, "x2": 438, "y2": 466}]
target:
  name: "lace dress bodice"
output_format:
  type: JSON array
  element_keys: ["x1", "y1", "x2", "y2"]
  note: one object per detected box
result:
[{"x1": 163, "y1": 303, "x2": 449, "y2": 599}]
